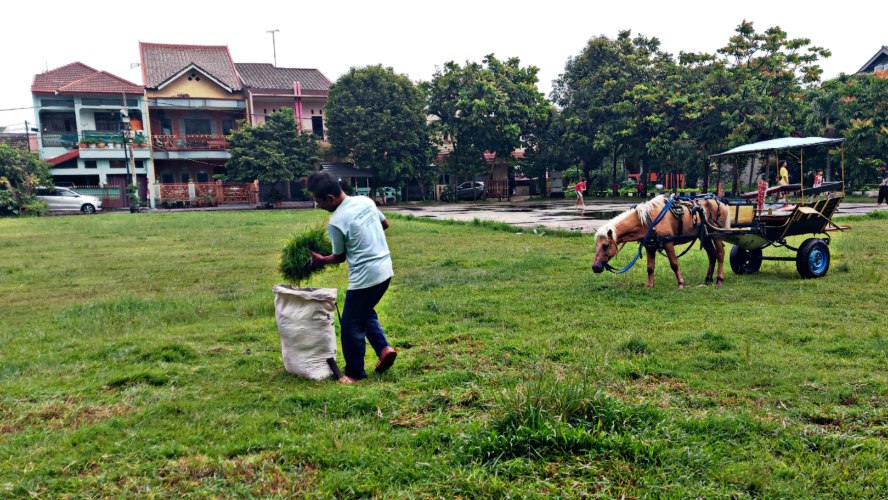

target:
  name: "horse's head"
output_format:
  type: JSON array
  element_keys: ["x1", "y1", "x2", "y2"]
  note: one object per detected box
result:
[{"x1": 592, "y1": 227, "x2": 618, "y2": 273}]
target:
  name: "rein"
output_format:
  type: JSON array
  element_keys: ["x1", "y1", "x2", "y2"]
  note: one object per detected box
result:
[{"x1": 604, "y1": 196, "x2": 676, "y2": 274}]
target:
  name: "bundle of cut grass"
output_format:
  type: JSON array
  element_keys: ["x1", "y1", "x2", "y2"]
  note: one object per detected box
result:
[{"x1": 279, "y1": 225, "x2": 334, "y2": 285}]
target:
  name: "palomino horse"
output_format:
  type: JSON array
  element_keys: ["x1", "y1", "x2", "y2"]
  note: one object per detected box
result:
[{"x1": 591, "y1": 195, "x2": 731, "y2": 288}]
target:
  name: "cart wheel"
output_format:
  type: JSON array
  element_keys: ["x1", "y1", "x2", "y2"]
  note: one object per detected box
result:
[
  {"x1": 729, "y1": 245, "x2": 763, "y2": 275},
  {"x1": 796, "y1": 238, "x2": 830, "y2": 279}
]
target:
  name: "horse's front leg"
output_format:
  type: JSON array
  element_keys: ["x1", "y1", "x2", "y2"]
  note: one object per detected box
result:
[
  {"x1": 663, "y1": 242, "x2": 684, "y2": 289},
  {"x1": 646, "y1": 247, "x2": 657, "y2": 288},
  {"x1": 714, "y1": 238, "x2": 725, "y2": 287}
]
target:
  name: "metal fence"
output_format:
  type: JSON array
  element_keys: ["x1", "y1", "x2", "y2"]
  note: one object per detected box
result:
[{"x1": 74, "y1": 185, "x2": 126, "y2": 208}]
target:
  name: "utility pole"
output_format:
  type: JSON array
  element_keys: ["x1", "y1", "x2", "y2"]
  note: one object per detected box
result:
[
  {"x1": 121, "y1": 93, "x2": 138, "y2": 212},
  {"x1": 267, "y1": 29, "x2": 279, "y2": 67},
  {"x1": 24, "y1": 120, "x2": 30, "y2": 152}
]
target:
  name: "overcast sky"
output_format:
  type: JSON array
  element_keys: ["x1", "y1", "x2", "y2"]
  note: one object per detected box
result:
[{"x1": 1, "y1": 0, "x2": 883, "y2": 132}]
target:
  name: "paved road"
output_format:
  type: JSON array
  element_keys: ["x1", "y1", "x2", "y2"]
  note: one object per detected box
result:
[{"x1": 385, "y1": 198, "x2": 886, "y2": 234}]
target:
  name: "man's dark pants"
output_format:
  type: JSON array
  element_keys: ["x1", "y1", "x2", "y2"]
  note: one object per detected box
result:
[
  {"x1": 341, "y1": 278, "x2": 391, "y2": 379},
  {"x1": 879, "y1": 186, "x2": 888, "y2": 204}
]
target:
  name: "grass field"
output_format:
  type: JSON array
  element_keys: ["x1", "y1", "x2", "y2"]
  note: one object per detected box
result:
[{"x1": 1, "y1": 209, "x2": 886, "y2": 497}]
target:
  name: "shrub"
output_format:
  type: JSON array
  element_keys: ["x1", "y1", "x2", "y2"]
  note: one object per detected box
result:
[{"x1": 279, "y1": 225, "x2": 335, "y2": 285}]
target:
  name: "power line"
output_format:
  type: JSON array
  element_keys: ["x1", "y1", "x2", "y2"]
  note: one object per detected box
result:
[{"x1": 0, "y1": 106, "x2": 37, "y2": 113}]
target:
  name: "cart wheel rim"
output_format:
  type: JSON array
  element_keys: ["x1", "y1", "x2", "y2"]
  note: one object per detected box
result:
[{"x1": 809, "y1": 248, "x2": 828, "y2": 274}]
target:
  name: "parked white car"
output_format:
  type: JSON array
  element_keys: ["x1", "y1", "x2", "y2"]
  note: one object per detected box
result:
[{"x1": 35, "y1": 187, "x2": 102, "y2": 214}]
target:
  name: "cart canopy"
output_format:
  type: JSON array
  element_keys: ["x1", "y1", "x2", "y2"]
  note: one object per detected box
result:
[{"x1": 711, "y1": 137, "x2": 845, "y2": 158}]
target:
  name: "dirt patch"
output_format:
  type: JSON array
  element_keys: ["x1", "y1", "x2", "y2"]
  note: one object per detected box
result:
[
  {"x1": 1, "y1": 395, "x2": 131, "y2": 435},
  {"x1": 159, "y1": 451, "x2": 318, "y2": 495}
]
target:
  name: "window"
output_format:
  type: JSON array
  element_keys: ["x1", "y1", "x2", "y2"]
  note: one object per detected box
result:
[
  {"x1": 41, "y1": 99, "x2": 74, "y2": 107},
  {"x1": 110, "y1": 160, "x2": 126, "y2": 169},
  {"x1": 221, "y1": 119, "x2": 234, "y2": 135},
  {"x1": 41, "y1": 112, "x2": 75, "y2": 132},
  {"x1": 312, "y1": 116, "x2": 324, "y2": 137},
  {"x1": 160, "y1": 118, "x2": 173, "y2": 135},
  {"x1": 84, "y1": 160, "x2": 97, "y2": 169},
  {"x1": 135, "y1": 160, "x2": 144, "y2": 170},
  {"x1": 184, "y1": 119, "x2": 211, "y2": 135},
  {"x1": 161, "y1": 171, "x2": 174, "y2": 184},
  {"x1": 180, "y1": 172, "x2": 190, "y2": 183},
  {"x1": 196, "y1": 170, "x2": 209, "y2": 183},
  {"x1": 95, "y1": 112, "x2": 121, "y2": 132},
  {"x1": 82, "y1": 97, "x2": 138, "y2": 107}
]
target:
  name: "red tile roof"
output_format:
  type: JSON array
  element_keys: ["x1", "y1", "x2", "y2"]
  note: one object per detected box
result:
[
  {"x1": 48, "y1": 149, "x2": 79, "y2": 165},
  {"x1": 139, "y1": 42, "x2": 241, "y2": 90},
  {"x1": 235, "y1": 63, "x2": 331, "y2": 94},
  {"x1": 32, "y1": 62, "x2": 143, "y2": 95}
]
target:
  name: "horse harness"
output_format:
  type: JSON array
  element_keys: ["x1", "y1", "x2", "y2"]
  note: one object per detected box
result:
[{"x1": 644, "y1": 198, "x2": 719, "y2": 251}]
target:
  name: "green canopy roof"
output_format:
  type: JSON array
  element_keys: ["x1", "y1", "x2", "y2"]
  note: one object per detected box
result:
[{"x1": 711, "y1": 137, "x2": 845, "y2": 157}]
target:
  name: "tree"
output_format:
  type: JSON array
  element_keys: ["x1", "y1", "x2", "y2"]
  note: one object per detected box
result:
[
  {"x1": 0, "y1": 144, "x2": 52, "y2": 216},
  {"x1": 425, "y1": 54, "x2": 550, "y2": 183},
  {"x1": 326, "y1": 65, "x2": 430, "y2": 195},
  {"x1": 551, "y1": 31, "x2": 665, "y2": 194},
  {"x1": 828, "y1": 74, "x2": 888, "y2": 188},
  {"x1": 224, "y1": 108, "x2": 318, "y2": 188}
]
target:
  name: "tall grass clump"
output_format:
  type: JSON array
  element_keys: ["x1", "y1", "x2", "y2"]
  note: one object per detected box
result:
[
  {"x1": 279, "y1": 225, "x2": 333, "y2": 285},
  {"x1": 466, "y1": 368, "x2": 661, "y2": 462}
]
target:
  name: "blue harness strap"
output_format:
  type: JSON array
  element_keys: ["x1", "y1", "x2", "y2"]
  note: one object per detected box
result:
[{"x1": 605, "y1": 196, "x2": 676, "y2": 275}]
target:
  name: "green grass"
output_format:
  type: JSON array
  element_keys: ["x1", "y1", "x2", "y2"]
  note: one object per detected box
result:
[{"x1": 1, "y1": 209, "x2": 886, "y2": 497}]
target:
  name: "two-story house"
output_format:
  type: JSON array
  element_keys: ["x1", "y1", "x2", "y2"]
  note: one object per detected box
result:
[
  {"x1": 31, "y1": 62, "x2": 152, "y2": 200},
  {"x1": 236, "y1": 62, "x2": 331, "y2": 200},
  {"x1": 139, "y1": 42, "x2": 247, "y2": 194}
]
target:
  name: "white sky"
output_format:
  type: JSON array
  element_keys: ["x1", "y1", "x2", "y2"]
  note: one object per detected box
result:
[{"x1": 1, "y1": 0, "x2": 883, "y2": 131}]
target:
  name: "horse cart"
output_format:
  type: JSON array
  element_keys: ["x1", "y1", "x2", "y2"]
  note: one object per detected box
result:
[{"x1": 708, "y1": 137, "x2": 849, "y2": 279}]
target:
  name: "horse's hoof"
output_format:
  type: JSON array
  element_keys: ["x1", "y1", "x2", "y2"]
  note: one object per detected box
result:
[{"x1": 716, "y1": 279, "x2": 724, "y2": 288}]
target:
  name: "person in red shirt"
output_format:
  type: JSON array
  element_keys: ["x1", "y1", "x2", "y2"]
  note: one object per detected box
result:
[{"x1": 571, "y1": 177, "x2": 587, "y2": 208}]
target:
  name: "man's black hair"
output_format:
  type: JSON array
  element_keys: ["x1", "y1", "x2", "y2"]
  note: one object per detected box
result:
[{"x1": 308, "y1": 170, "x2": 343, "y2": 198}]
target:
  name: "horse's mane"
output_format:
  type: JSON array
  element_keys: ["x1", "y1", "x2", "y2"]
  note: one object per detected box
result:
[{"x1": 595, "y1": 195, "x2": 668, "y2": 241}]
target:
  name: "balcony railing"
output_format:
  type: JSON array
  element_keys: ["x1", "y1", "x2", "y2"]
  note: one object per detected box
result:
[
  {"x1": 41, "y1": 133, "x2": 79, "y2": 148},
  {"x1": 151, "y1": 135, "x2": 229, "y2": 151}
]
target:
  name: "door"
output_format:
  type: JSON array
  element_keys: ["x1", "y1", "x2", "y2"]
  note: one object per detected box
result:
[{"x1": 55, "y1": 188, "x2": 81, "y2": 210}]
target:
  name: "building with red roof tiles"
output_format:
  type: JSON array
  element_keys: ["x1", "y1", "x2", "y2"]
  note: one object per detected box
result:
[
  {"x1": 236, "y1": 63, "x2": 331, "y2": 139},
  {"x1": 139, "y1": 42, "x2": 248, "y2": 191},
  {"x1": 31, "y1": 62, "x2": 153, "y2": 206}
]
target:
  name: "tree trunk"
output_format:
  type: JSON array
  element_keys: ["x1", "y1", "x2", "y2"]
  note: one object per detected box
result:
[
  {"x1": 702, "y1": 156, "x2": 710, "y2": 193},
  {"x1": 612, "y1": 147, "x2": 619, "y2": 196}
]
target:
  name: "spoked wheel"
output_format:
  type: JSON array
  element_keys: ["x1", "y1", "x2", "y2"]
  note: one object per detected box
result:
[
  {"x1": 729, "y1": 245, "x2": 763, "y2": 274},
  {"x1": 81, "y1": 204, "x2": 96, "y2": 214},
  {"x1": 796, "y1": 238, "x2": 830, "y2": 279}
]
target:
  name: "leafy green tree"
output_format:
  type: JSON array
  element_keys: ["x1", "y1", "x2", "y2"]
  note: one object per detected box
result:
[
  {"x1": 326, "y1": 65, "x2": 430, "y2": 195},
  {"x1": 225, "y1": 108, "x2": 318, "y2": 191},
  {"x1": 0, "y1": 144, "x2": 52, "y2": 216},
  {"x1": 829, "y1": 74, "x2": 888, "y2": 187},
  {"x1": 551, "y1": 31, "x2": 665, "y2": 194},
  {"x1": 425, "y1": 54, "x2": 550, "y2": 183}
]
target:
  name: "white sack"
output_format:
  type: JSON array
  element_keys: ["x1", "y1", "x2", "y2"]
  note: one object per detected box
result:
[{"x1": 273, "y1": 285, "x2": 337, "y2": 380}]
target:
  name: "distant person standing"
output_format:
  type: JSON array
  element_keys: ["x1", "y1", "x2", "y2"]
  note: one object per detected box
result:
[
  {"x1": 778, "y1": 160, "x2": 791, "y2": 207},
  {"x1": 878, "y1": 163, "x2": 888, "y2": 206},
  {"x1": 813, "y1": 169, "x2": 824, "y2": 188}
]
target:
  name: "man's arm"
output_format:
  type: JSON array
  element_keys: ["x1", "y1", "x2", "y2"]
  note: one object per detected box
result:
[
  {"x1": 310, "y1": 251, "x2": 345, "y2": 269},
  {"x1": 382, "y1": 218, "x2": 390, "y2": 231}
]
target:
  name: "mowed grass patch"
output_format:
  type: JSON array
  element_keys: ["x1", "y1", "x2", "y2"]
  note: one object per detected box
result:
[{"x1": 0, "y1": 209, "x2": 886, "y2": 496}]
